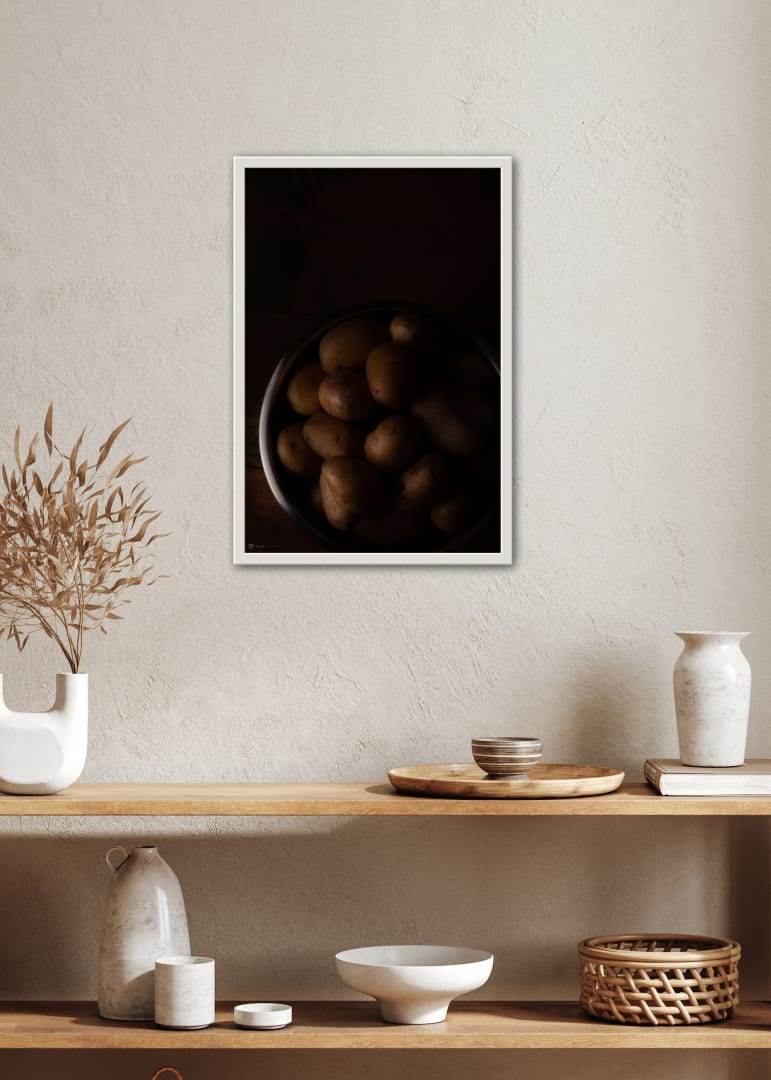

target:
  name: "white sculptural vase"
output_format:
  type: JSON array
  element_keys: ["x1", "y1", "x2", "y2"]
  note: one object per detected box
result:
[
  {"x1": 673, "y1": 632, "x2": 751, "y2": 767},
  {"x1": 0, "y1": 673, "x2": 88, "y2": 794}
]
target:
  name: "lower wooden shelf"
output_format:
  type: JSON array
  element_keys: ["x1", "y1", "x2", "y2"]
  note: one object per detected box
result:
[{"x1": 1, "y1": 1001, "x2": 771, "y2": 1050}]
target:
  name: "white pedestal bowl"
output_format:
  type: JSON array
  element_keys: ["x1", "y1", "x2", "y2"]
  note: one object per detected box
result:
[{"x1": 335, "y1": 945, "x2": 494, "y2": 1024}]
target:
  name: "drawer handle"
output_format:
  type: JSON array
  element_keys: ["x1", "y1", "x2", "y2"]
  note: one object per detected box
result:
[{"x1": 151, "y1": 1069, "x2": 184, "y2": 1080}]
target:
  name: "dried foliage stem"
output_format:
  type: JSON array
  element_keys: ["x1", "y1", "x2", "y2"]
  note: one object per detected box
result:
[{"x1": 0, "y1": 405, "x2": 166, "y2": 673}]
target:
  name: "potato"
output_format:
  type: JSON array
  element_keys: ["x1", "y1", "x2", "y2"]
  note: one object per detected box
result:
[
  {"x1": 399, "y1": 451, "x2": 451, "y2": 506},
  {"x1": 411, "y1": 381, "x2": 496, "y2": 457},
  {"x1": 276, "y1": 423, "x2": 322, "y2": 478},
  {"x1": 442, "y1": 352, "x2": 498, "y2": 391},
  {"x1": 321, "y1": 457, "x2": 384, "y2": 514},
  {"x1": 366, "y1": 342, "x2": 420, "y2": 409},
  {"x1": 431, "y1": 490, "x2": 478, "y2": 533},
  {"x1": 390, "y1": 312, "x2": 442, "y2": 353},
  {"x1": 286, "y1": 361, "x2": 325, "y2": 415},
  {"x1": 318, "y1": 370, "x2": 375, "y2": 422},
  {"x1": 320, "y1": 472, "x2": 358, "y2": 531},
  {"x1": 303, "y1": 412, "x2": 366, "y2": 459},
  {"x1": 364, "y1": 414, "x2": 422, "y2": 474},
  {"x1": 353, "y1": 497, "x2": 426, "y2": 545},
  {"x1": 319, "y1": 316, "x2": 388, "y2": 374}
]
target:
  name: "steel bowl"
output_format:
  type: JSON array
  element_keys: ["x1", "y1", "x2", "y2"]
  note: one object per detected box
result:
[{"x1": 258, "y1": 301, "x2": 501, "y2": 554}]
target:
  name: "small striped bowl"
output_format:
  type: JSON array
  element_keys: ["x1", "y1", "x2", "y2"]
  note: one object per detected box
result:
[{"x1": 471, "y1": 737, "x2": 543, "y2": 777}]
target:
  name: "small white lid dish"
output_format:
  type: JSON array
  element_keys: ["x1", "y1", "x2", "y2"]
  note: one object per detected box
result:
[{"x1": 234, "y1": 1002, "x2": 292, "y2": 1029}]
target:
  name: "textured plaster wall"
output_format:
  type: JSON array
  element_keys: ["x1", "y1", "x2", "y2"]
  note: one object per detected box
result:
[{"x1": 1, "y1": 1, "x2": 770, "y2": 1077}]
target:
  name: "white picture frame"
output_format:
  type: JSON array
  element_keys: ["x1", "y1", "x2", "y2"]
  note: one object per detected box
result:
[{"x1": 234, "y1": 155, "x2": 512, "y2": 566}]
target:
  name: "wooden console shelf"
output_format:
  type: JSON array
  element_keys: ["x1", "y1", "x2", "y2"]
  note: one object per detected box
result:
[
  {"x1": 3, "y1": 784, "x2": 769, "y2": 1059},
  {"x1": 2, "y1": 1001, "x2": 771, "y2": 1050},
  {"x1": 2, "y1": 781, "x2": 771, "y2": 816}
]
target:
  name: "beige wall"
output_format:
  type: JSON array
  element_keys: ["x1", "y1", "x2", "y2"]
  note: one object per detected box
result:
[{"x1": 1, "y1": 0, "x2": 770, "y2": 1077}]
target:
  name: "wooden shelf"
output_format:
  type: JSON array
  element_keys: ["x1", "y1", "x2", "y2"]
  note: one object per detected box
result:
[
  {"x1": 2, "y1": 782, "x2": 771, "y2": 817},
  {"x1": 1, "y1": 1001, "x2": 770, "y2": 1049}
]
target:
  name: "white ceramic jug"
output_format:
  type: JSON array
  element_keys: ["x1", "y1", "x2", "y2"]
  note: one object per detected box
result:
[
  {"x1": 97, "y1": 845, "x2": 191, "y2": 1020},
  {"x1": 0, "y1": 673, "x2": 88, "y2": 794}
]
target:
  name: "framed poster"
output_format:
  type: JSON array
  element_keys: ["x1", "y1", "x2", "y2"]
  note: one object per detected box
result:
[{"x1": 234, "y1": 156, "x2": 512, "y2": 565}]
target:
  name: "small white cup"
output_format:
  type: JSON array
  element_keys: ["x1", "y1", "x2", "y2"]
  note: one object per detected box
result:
[{"x1": 155, "y1": 956, "x2": 215, "y2": 1030}]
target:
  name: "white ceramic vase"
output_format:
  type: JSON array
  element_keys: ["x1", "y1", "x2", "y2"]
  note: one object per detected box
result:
[
  {"x1": 0, "y1": 673, "x2": 88, "y2": 794},
  {"x1": 97, "y1": 845, "x2": 191, "y2": 1021},
  {"x1": 673, "y1": 631, "x2": 751, "y2": 767}
]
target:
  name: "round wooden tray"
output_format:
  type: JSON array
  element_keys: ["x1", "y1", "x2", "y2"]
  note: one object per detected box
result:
[{"x1": 388, "y1": 763, "x2": 625, "y2": 799}]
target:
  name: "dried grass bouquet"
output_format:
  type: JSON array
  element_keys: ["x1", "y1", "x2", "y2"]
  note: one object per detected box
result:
[{"x1": 0, "y1": 405, "x2": 165, "y2": 673}]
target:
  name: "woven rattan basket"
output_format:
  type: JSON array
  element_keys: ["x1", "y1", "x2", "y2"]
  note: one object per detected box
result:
[{"x1": 579, "y1": 934, "x2": 740, "y2": 1026}]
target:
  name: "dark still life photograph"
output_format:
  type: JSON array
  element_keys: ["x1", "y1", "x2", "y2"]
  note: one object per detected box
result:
[{"x1": 234, "y1": 157, "x2": 512, "y2": 565}]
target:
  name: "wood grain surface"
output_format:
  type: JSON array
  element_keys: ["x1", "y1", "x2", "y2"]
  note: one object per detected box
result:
[
  {"x1": 387, "y1": 763, "x2": 625, "y2": 798},
  {"x1": 2, "y1": 1000, "x2": 770, "y2": 1049},
  {"x1": 2, "y1": 781, "x2": 771, "y2": 815}
]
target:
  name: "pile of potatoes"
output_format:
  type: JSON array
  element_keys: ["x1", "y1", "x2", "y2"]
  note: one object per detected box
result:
[{"x1": 274, "y1": 311, "x2": 499, "y2": 547}]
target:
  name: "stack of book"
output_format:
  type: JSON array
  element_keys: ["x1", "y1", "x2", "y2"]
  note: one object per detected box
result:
[{"x1": 644, "y1": 758, "x2": 771, "y2": 796}]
